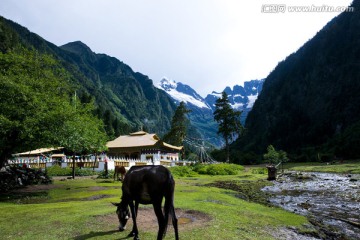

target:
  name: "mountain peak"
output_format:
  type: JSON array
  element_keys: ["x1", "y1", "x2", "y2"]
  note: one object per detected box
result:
[
  {"x1": 159, "y1": 77, "x2": 177, "y2": 91},
  {"x1": 60, "y1": 41, "x2": 93, "y2": 55},
  {"x1": 205, "y1": 79, "x2": 264, "y2": 110},
  {"x1": 157, "y1": 78, "x2": 211, "y2": 110}
]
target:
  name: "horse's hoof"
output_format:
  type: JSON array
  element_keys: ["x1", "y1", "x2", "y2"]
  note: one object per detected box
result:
[{"x1": 133, "y1": 237, "x2": 140, "y2": 240}]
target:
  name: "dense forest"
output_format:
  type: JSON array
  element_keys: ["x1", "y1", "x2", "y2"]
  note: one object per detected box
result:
[{"x1": 233, "y1": 1, "x2": 360, "y2": 163}]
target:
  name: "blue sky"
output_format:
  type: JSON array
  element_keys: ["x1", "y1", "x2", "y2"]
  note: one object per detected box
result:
[{"x1": 1, "y1": 0, "x2": 353, "y2": 96}]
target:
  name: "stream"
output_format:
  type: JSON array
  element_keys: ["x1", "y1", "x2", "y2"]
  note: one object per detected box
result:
[{"x1": 262, "y1": 171, "x2": 360, "y2": 239}]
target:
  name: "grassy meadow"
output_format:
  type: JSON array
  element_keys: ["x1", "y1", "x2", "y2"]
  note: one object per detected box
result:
[
  {"x1": 0, "y1": 166, "x2": 320, "y2": 240},
  {"x1": 284, "y1": 161, "x2": 360, "y2": 174}
]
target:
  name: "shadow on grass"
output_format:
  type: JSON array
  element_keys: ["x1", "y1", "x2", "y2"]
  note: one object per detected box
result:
[
  {"x1": 0, "y1": 191, "x2": 49, "y2": 204},
  {"x1": 73, "y1": 229, "x2": 132, "y2": 240}
]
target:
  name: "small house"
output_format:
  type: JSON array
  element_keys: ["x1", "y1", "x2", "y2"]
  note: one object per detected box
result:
[{"x1": 11, "y1": 147, "x2": 65, "y2": 168}]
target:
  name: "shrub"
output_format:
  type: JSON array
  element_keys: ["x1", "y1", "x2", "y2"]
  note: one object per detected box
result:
[
  {"x1": 97, "y1": 170, "x2": 115, "y2": 179},
  {"x1": 263, "y1": 145, "x2": 289, "y2": 165},
  {"x1": 170, "y1": 166, "x2": 197, "y2": 177},
  {"x1": 46, "y1": 165, "x2": 72, "y2": 176},
  {"x1": 74, "y1": 168, "x2": 96, "y2": 176},
  {"x1": 193, "y1": 163, "x2": 244, "y2": 176},
  {"x1": 192, "y1": 163, "x2": 208, "y2": 174}
]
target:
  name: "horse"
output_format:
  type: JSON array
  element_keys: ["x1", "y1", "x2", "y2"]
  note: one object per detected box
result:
[
  {"x1": 112, "y1": 165, "x2": 179, "y2": 240},
  {"x1": 114, "y1": 166, "x2": 127, "y2": 181}
]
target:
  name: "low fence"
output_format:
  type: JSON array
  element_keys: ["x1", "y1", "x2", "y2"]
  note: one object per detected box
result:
[
  {"x1": 67, "y1": 162, "x2": 99, "y2": 168},
  {"x1": 8, "y1": 157, "x2": 195, "y2": 171}
]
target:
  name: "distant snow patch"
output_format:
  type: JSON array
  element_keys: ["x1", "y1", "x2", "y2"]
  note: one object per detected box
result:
[
  {"x1": 247, "y1": 94, "x2": 259, "y2": 108},
  {"x1": 168, "y1": 89, "x2": 211, "y2": 109}
]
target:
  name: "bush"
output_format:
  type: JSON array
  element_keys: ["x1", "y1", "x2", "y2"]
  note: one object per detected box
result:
[
  {"x1": 97, "y1": 170, "x2": 115, "y2": 179},
  {"x1": 74, "y1": 168, "x2": 96, "y2": 176},
  {"x1": 170, "y1": 166, "x2": 198, "y2": 177},
  {"x1": 46, "y1": 165, "x2": 72, "y2": 176},
  {"x1": 193, "y1": 163, "x2": 244, "y2": 176},
  {"x1": 192, "y1": 163, "x2": 208, "y2": 174}
]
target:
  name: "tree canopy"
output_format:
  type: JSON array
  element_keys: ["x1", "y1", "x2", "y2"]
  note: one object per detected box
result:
[
  {"x1": 0, "y1": 47, "x2": 107, "y2": 166},
  {"x1": 263, "y1": 145, "x2": 288, "y2": 166}
]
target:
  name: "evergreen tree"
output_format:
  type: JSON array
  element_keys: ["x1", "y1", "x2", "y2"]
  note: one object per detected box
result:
[
  {"x1": 213, "y1": 92, "x2": 243, "y2": 162},
  {"x1": 163, "y1": 102, "x2": 191, "y2": 146}
]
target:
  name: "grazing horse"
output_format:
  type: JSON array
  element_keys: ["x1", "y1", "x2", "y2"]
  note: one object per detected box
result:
[
  {"x1": 113, "y1": 165, "x2": 179, "y2": 240},
  {"x1": 114, "y1": 166, "x2": 127, "y2": 181}
]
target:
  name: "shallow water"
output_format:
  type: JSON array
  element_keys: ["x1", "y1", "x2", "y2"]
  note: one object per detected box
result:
[{"x1": 262, "y1": 171, "x2": 360, "y2": 239}]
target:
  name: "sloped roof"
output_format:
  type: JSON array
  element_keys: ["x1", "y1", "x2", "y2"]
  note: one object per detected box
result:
[
  {"x1": 106, "y1": 131, "x2": 182, "y2": 151},
  {"x1": 13, "y1": 147, "x2": 64, "y2": 156},
  {"x1": 107, "y1": 132, "x2": 159, "y2": 148}
]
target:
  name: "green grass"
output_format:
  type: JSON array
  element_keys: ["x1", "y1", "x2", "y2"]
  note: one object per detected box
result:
[
  {"x1": 284, "y1": 160, "x2": 360, "y2": 174},
  {"x1": 0, "y1": 171, "x2": 310, "y2": 240}
]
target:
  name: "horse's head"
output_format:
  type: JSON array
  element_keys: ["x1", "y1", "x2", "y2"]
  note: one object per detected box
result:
[{"x1": 112, "y1": 202, "x2": 130, "y2": 231}]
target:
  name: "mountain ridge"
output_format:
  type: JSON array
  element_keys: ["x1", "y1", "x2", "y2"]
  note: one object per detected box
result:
[{"x1": 0, "y1": 16, "x2": 178, "y2": 139}]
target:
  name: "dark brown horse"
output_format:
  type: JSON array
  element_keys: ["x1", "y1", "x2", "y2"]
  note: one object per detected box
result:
[
  {"x1": 114, "y1": 166, "x2": 127, "y2": 181},
  {"x1": 113, "y1": 165, "x2": 179, "y2": 240}
]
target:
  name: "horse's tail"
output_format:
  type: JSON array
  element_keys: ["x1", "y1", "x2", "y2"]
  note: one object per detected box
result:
[{"x1": 163, "y1": 172, "x2": 179, "y2": 240}]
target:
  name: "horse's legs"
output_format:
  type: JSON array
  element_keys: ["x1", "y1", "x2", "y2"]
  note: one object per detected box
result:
[
  {"x1": 114, "y1": 168, "x2": 119, "y2": 181},
  {"x1": 170, "y1": 204, "x2": 179, "y2": 240},
  {"x1": 128, "y1": 201, "x2": 139, "y2": 240},
  {"x1": 153, "y1": 202, "x2": 165, "y2": 240},
  {"x1": 164, "y1": 197, "x2": 179, "y2": 240},
  {"x1": 135, "y1": 201, "x2": 139, "y2": 216}
]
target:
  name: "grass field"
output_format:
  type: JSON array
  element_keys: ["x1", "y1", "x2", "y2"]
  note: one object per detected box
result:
[
  {"x1": 284, "y1": 160, "x2": 360, "y2": 174},
  {"x1": 0, "y1": 169, "x2": 316, "y2": 240}
]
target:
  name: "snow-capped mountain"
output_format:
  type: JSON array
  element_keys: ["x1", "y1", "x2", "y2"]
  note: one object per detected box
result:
[
  {"x1": 205, "y1": 79, "x2": 264, "y2": 112},
  {"x1": 157, "y1": 78, "x2": 264, "y2": 147},
  {"x1": 157, "y1": 78, "x2": 211, "y2": 110},
  {"x1": 205, "y1": 79, "x2": 264, "y2": 124}
]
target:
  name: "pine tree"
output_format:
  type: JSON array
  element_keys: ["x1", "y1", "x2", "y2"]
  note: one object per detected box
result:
[
  {"x1": 213, "y1": 92, "x2": 243, "y2": 162},
  {"x1": 163, "y1": 102, "x2": 191, "y2": 146}
]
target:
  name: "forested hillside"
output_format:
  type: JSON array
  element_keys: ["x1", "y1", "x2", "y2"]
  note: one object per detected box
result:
[
  {"x1": 0, "y1": 16, "x2": 178, "y2": 164},
  {"x1": 0, "y1": 17, "x2": 177, "y2": 138},
  {"x1": 234, "y1": 1, "x2": 360, "y2": 161}
]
